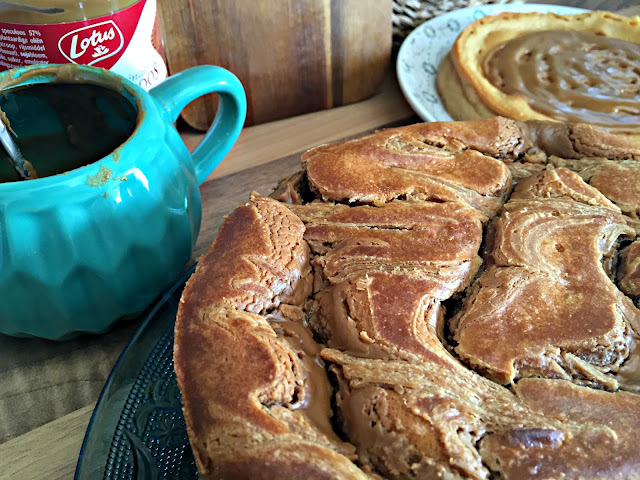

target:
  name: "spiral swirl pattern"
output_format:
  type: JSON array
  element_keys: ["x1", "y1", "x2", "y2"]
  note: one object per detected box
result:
[{"x1": 484, "y1": 30, "x2": 640, "y2": 134}]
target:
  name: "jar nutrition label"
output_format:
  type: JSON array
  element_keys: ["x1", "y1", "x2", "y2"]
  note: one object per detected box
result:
[{"x1": 0, "y1": 0, "x2": 167, "y2": 90}]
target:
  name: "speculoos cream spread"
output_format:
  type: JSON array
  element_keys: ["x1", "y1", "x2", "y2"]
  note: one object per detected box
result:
[
  {"x1": 436, "y1": 11, "x2": 640, "y2": 143},
  {"x1": 483, "y1": 30, "x2": 640, "y2": 134}
]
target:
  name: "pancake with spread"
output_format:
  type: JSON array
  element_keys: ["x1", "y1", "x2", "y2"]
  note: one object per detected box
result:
[{"x1": 437, "y1": 11, "x2": 640, "y2": 142}]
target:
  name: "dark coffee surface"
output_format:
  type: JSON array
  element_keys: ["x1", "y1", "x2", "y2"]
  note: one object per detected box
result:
[{"x1": 0, "y1": 83, "x2": 137, "y2": 182}]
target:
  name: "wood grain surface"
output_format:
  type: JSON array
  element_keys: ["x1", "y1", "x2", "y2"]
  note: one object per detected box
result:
[
  {"x1": 0, "y1": 405, "x2": 93, "y2": 480},
  {"x1": 157, "y1": 0, "x2": 392, "y2": 129}
]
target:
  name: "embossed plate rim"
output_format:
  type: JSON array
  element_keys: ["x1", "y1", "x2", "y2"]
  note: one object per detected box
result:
[
  {"x1": 396, "y1": 3, "x2": 588, "y2": 123},
  {"x1": 74, "y1": 265, "x2": 197, "y2": 480}
]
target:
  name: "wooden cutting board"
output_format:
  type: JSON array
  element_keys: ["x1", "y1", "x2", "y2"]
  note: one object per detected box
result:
[{"x1": 157, "y1": 0, "x2": 392, "y2": 130}]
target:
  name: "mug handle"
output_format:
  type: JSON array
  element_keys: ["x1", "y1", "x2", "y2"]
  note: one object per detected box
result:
[{"x1": 149, "y1": 65, "x2": 247, "y2": 184}]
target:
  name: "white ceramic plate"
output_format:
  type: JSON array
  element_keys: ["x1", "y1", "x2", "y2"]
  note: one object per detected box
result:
[{"x1": 396, "y1": 4, "x2": 588, "y2": 122}]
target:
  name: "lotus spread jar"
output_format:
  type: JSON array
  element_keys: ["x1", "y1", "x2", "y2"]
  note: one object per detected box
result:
[{"x1": 0, "y1": 0, "x2": 167, "y2": 90}]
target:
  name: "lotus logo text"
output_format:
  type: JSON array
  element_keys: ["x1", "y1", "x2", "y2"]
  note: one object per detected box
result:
[{"x1": 58, "y1": 21, "x2": 124, "y2": 66}]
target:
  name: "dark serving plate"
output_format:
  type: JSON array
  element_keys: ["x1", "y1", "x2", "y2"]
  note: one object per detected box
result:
[{"x1": 75, "y1": 266, "x2": 199, "y2": 480}]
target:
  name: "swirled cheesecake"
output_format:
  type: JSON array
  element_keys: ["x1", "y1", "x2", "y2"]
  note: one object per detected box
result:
[
  {"x1": 437, "y1": 11, "x2": 640, "y2": 143},
  {"x1": 175, "y1": 117, "x2": 640, "y2": 479}
]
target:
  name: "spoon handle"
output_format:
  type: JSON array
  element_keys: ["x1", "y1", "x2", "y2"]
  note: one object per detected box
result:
[{"x1": 0, "y1": 119, "x2": 36, "y2": 180}]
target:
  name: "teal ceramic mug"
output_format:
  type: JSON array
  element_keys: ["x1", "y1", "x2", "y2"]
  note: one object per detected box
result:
[{"x1": 0, "y1": 63, "x2": 246, "y2": 339}]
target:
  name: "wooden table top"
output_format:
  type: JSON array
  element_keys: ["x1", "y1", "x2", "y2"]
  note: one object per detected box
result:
[{"x1": 1, "y1": 2, "x2": 638, "y2": 478}]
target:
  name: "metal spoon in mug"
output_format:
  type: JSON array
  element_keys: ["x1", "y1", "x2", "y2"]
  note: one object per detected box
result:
[{"x1": 0, "y1": 111, "x2": 37, "y2": 180}]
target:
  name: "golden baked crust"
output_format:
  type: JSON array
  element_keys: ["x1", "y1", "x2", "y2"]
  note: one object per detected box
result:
[
  {"x1": 437, "y1": 52, "x2": 494, "y2": 121},
  {"x1": 176, "y1": 118, "x2": 640, "y2": 479},
  {"x1": 451, "y1": 168, "x2": 639, "y2": 389},
  {"x1": 174, "y1": 196, "x2": 368, "y2": 479},
  {"x1": 301, "y1": 118, "x2": 514, "y2": 216},
  {"x1": 439, "y1": 11, "x2": 640, "y2": 142}
]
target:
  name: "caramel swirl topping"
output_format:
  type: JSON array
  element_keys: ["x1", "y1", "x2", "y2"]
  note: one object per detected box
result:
[{"x1": 483, "y1": 30, "x2": 640, "y2": 134}]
